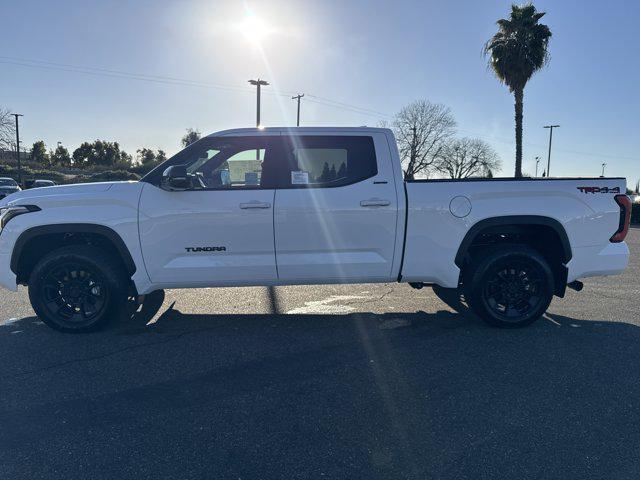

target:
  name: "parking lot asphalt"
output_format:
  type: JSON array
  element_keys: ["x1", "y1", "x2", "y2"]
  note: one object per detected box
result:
[{"x1": 0, "y1": 229, "x2": 638, "y2": 479}]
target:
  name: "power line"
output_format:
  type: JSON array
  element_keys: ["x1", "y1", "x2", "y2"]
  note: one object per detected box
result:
[
  {"x1": 0, "y1": 57, "x2": 258, "y2": 94},
  {"x1": 0, "y1": 56, "x2": 390, "y2": 119},
  {"x1": 457, "y1": 127, "x2": 636, "y2": 162},
  {"x1": 1, "y1": 56, "x2": 636, "y2": 163},
  {"x1": 305, "y1": 94, "x2": 393, "y2": 118}
]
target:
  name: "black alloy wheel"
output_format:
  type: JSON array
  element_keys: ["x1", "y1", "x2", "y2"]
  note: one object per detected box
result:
[
  {"x1": 29, "y1": 245, "x2": 128, "y2": 332},
  {"x1": 465, "y1": 245, "x2": 554, "y2": 328}
]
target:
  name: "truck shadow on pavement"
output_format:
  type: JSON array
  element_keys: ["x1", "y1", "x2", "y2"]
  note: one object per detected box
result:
[{"x1": 2, "y1": 292, "x2": 640, "y2": 479}]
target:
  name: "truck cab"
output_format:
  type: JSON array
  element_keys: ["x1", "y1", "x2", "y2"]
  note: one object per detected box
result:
[{"x1": 139, "y1": 128, "x2": 404, "y2": 288}]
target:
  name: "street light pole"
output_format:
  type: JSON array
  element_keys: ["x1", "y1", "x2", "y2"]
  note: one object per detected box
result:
[
  {"x1": 535, "y1": 156, "x2": 540, "y2": 177},
  {"x1": 543, "y1": 125, "x2": 560, "y2": 177},
  {"x1": 12, "y1": 113, "x2": 23, "y2": 185},
  {"x1": 291, "y1": 94, "x2": 304, "y2": 126},
  {"x1": 248, "y1": 78, "x2": 269, "y2": 127}
]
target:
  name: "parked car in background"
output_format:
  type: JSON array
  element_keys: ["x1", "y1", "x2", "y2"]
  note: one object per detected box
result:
[
  {"x1": 0, "y1": 177, "x2": 21, "y2": 200},
  {"x1": 24, "y1": 179, "x2": 57, "y2": 189},
  {"x1": 31, "y1": 180, "x2": 57, "y2": 189}
]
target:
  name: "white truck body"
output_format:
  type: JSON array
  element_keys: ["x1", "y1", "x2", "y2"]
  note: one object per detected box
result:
[{"x1": 0, "y1": 127, "x2": 630, "y2": 309}]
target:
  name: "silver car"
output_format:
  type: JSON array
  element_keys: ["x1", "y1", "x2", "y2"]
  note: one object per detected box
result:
[{"x1": 0, "y1": 177, "x2": 21, "y2": 200}]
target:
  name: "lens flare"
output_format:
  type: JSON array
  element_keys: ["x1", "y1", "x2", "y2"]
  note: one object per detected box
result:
[{"x1": 236, "y1": 14, "x2": 271, "y2": 46}]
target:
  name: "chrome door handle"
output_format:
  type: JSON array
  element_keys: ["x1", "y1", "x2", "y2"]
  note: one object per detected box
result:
[
  {"x1": 360, "y1": 198, "x2": 391, "y2": 207},
  {"x1": 240, "y1": 201, "x2": 271, "y2": 209}
]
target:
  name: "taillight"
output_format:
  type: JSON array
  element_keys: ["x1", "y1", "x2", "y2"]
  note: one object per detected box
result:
[{"x1": 610, "y1": 194, "x2": 632, "y2": 243}]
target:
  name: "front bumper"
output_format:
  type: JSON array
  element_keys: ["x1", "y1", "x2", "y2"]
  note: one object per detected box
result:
[{"x1": 0, "y1": 252, "x2": 17, "y2": 292}]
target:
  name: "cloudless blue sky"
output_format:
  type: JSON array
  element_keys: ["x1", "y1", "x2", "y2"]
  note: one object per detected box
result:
[{"x1": 1, "y1": 0, "x2": 638, "y2": 183}]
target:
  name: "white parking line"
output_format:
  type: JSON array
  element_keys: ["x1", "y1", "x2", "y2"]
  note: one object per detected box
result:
[{"x1": 287, "y1": 295, "x2": 368, "y2": 315}]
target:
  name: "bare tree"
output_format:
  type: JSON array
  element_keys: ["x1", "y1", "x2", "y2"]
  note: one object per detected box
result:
[
  {"x1": 436, "y1": 137, "x2": 501, "y2": 179},
  {"x1": 0, "y1": 108, "x2": 15, "y2": 151},
  {"x1": 391, "y1": 100, "x2": 456, "y2": 179}
]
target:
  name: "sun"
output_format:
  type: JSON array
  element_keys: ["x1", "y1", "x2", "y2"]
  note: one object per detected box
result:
[{"x1": 236, "y1": 14, "x2": 271, "y2": 47}]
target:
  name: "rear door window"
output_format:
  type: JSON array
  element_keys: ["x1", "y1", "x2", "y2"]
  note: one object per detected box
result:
[{"x1": 278, "y1": 136, "x2": 377, "y2": 188}]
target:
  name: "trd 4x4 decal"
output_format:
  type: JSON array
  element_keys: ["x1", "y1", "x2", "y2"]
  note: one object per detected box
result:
[{"x1": 577, "y1": 186, "x2": 621, "y2": 194}]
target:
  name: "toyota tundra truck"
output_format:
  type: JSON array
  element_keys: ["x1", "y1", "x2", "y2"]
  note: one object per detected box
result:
[{"x1": 0, "y1": 127, "x2": 631, "y2": 332}]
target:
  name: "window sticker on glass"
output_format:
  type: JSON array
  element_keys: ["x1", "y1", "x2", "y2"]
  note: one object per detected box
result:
[{"x1": 291, "y1": 171, "x2": 309, "y2": 185}]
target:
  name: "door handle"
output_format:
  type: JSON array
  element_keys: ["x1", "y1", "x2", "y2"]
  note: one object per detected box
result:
[
  {"x1": 360, "y1": 198, "x2": 391, "y2": 207},
  {"x1": 239, "y1": 201, "x2": 271, "y2": 209}
]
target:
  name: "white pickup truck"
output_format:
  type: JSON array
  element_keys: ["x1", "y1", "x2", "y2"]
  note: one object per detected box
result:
[{"x1": 0, "y1": 127, "x2": 631, "y2": 332}]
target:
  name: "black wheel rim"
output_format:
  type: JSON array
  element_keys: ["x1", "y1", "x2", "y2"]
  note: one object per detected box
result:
[
  {"x1": 482, "y1": 259, "x2": 545, "y2": 322},
  {"x1": 41, "y1": 263, "x2": 109, "y2": 325}
]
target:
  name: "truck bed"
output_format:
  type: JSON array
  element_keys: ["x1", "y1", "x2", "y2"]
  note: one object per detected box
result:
[{"x1": 400, "y1": 177, "x2": 629, "y2": 288}]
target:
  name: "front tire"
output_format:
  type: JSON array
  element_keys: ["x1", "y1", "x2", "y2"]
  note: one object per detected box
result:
[
  {"x1": 28, "y1": 245, "x2": 129, "y2": 333},
  {"x1": 465, "y1": 245, "x2": 554, "y2": 328}
]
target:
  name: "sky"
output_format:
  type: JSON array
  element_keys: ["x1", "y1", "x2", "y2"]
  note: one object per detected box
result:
[{"x1": 1, "y1": 0, "x2": 638, "y2": 184}]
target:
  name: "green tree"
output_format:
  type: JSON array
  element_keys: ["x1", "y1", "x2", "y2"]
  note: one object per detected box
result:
[
  {"x1": 30, "y1": 140, "x2": 50, "y2": 166},
  {"x1": 72, "y1": 142, "x2": 94, "y2": 168},
  {"x1": 137, "y1": 147, "x2": 157, "y2": 165},
  {"x1": 484, "y1": 3, "x2": 552, "y2": 178},
  {"x1": 72, "y1": 140, "x2": 131, "y2": 169},
  {"x1": 181, "y1": 128, "x2": 201, "y2": 148},
  {"x1": 51, "y1": 145, "x2": 72, "y2": 167},
  {"x1": 136, "y1": 148, "x2": 167, "y2": 168},
  {"x1": 318, "y1": 162, "x2": 331, "y2": 182},
  {"x1": 337, "y1": 162, "x2": 347, "y2": 179}
]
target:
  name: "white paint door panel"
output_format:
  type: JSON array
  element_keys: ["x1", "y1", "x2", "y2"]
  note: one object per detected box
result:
[
  {"x1": 274, "y1": 183, "x2": 397, "y2": 281},
  {"x1": 273, "y1": 133, "x2": 398, "y2": 282},
  {"x1": 138, "y1": 185, "x2": 276, "y2": 285}
]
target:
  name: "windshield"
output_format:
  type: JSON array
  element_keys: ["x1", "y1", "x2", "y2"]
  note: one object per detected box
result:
[{"x1": 0, "y1": 179, "x2": 17, "y2": 187}]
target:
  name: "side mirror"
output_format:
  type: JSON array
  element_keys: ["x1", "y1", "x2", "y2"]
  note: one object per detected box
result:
[{"x1": 161, "y1": 165, "x2": 190, "y2": 191}]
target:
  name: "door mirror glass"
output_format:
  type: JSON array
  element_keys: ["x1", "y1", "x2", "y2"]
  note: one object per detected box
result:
[{"x1": 161, "y1": 165, "x2": 190, "y2": 191}]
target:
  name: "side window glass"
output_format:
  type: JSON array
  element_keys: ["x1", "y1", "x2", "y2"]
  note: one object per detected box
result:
[
  {"x1": 283, "y1": 136, "x2": 377, "y2": 188},
  {"x1": 182, "y1": 138, "x2": 273, "y2": 189},
  {"x1": 293, "y1": 148, "x2": 348, "y2": 186},
  {"x1": 209, "y1": 149, "x2": 265, "y2": 187}
]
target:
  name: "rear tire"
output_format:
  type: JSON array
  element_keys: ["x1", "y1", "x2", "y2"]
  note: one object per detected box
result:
[
  {"x1": 28, "y1": 245, "x2": 129, "y2": 333},
  {"x1": 464, "y1": 245, "x2": 554, "y2": 328}
]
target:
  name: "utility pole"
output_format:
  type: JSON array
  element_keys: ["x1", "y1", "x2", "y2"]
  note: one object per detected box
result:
[
  {"x1": 12, "y1": 113, "x2": 23, "y2": 185},
  {"x1": 291, "y1": 94, "x2": 304, "y2": 127},
  {"x1": 601, "y1": 163, "x2": 606, "y2": 177},
  {"x1": 543, "y1": 125, "x2": 560, "y2": 177},
  {"x1": 248, "y1": 78, "x2": 269, "y2": 127},
  {"x1": 535, "y1": 156, "x2": 540, "y2": 177}
]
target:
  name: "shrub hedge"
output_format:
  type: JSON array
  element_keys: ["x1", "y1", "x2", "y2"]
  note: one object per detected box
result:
[{"x1": 0, "y1": 164, "x2": 140, "y2": 185}]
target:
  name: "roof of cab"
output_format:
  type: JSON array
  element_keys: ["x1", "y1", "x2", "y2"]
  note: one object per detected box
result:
[{"x1": 207, "y1": 126, "x2": 392, "y2": 137}]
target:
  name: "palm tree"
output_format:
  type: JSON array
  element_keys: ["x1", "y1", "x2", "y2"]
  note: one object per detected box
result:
[{"x1": 484, "y1": 3, "x2": 552, "y2": 177}]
